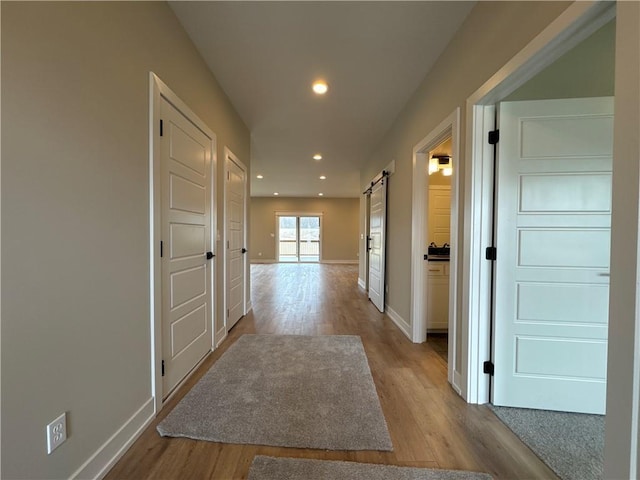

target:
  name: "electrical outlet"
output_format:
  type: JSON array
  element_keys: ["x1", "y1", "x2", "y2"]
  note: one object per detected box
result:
[{"x1": 46, "y1": 412, "x2": 67, "y2": 454}]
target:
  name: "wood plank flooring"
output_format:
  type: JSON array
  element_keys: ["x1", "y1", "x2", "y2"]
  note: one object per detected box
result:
[{"x1": 105, "y1": 264, "x2": 558, "y2": 480}]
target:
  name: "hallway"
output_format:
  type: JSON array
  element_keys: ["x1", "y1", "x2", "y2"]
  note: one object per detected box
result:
[{"x1": 106, "y1": 264, "x2": 557, "y2": 479}]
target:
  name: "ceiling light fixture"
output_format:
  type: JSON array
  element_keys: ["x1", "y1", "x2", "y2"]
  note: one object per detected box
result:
[
  {"x1": 256, "y1": 174, "x2": 264, "y2": 179},
  {"x1": 318, "y1": 193, "x2": 324, "y2": 197},
  {"x1": 273, "y1": 192, "x2": 279, "y2": 196},
  {"x1": 312, "y1": 81, "x2": 328, "y2": 95},
  {"x1": 428, "y1": 155, "x2": 453, "y2": 176},
  {"x1": 319, "y1": 175, "x2": 326, "y2": 180},
  {"x1": 313, "y1": 154, "x2": 322, "y2": 161}
]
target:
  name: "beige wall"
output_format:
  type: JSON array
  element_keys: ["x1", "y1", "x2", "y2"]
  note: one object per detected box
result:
[
  {"x1": 251, "y1": 197, "x2": 359, "y2": 263},
  {"x1": 505, "y1": 19, "x2": 615, "y2": 101},
  {"x1": 1, "y1": 2, "x2": 249, "y2": 478}
]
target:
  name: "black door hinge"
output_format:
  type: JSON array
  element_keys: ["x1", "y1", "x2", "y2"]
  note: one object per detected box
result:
[
  {"x1": 160, "y1": 240, "x2": 163, "y2": 258},
  {"x1": 485, "y1": 246, "x2": 497, "y2": 261},
  {"x1": 161, "y1": 360, "x2": 165, "y2": 377},
  {"x1": 160, "y1": 119, "x2": 164, "y2": 137},
  {"x1": 488, "y1": 129, "x2": 499, "y2": 145},
  {"x1": 483, "y1": 360, "x2": 494, "y2": 376}
]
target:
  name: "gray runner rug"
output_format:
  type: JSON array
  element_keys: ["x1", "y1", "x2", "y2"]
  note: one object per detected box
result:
[
  {"x1": 157, "y1": 334, "x2": 393, "y2": 450},
  {"x1": 489, "y1": 405, "x2": 603, "y2": 480},
  {"x1": 248, "y1": 456, "x2": 493, "y2": 480}
]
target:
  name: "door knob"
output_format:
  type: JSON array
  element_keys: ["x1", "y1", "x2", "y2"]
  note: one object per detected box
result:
[
  {"x1": 206, "y1": 251, "x2": 215, "y2": 260},
  {"x1": 241, "y1": 248, "x2": 247, "y2": 254}
]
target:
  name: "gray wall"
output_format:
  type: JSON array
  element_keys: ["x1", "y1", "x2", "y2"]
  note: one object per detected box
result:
[{"x1": 1, "y1": 2, "x2": 249, "y2": 478}]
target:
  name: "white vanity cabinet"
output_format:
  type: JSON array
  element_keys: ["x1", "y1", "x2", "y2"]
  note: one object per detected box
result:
[{"x1": 427, "y1": 261, "x2": 449, "y2": 331}]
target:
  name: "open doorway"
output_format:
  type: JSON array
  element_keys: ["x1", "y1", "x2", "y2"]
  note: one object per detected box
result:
[
  {"x1": 464, "y1": 2, "x2": 615, "y2": 406},
  {"x1": 464, "y1": 7, "x2": 615, "y2": 480},
  {"x1": 411, "y1": 109, "x2": 460, "y2": 390},
  {"x1": 425, "y1": 137, "x2": 453, "y2": 363},
  {"x1": 468, "y1": 12, "x2": 615, "y2": 412}
]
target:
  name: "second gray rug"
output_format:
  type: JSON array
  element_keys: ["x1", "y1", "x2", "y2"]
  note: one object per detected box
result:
[
  {"x1": 157, "y1": 334, "x2": 393, "y2": 451},
  {"x1": 489, "y1": 405, "x2": 603, "y2": 480},
  {"x1": 248, "y1": 456, "x2": 493, "y2": 480}
]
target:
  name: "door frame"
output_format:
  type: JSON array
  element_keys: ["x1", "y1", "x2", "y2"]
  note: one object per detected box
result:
[
  {"x1": 149, "y1": 72, "x2": 217, "y2": 412},
  {"x1": 410, "y1": 108, "x2": 461, "y2": 391},
  {"x1": 462, "y1": 2, "x2": 615, "y2": 404},
  {"x1": 223, "y1": 147, "x2": 248, "y2": 336}
]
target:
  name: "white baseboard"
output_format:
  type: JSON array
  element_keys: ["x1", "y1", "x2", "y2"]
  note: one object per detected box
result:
[
  {"x1": 321, "y1": 260, "x2": 358, "y2": 264},
  {"x1": 358, "y1": 277, "x2": 366, "y2": 289},
  {"x1": 250, "y1": 259, "x2": 276, "y2": 264},
  {"x1": 71, "y1": 397, "x2": 155, "y2": 480},
  {"x1": 215, "y1": 328, "x2": 228, "y2": 348},
  {"x1": 385, "y1": 305, "x2": 412, "y2": 340}
]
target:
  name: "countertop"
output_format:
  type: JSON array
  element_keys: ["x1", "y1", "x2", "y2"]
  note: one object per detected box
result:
[{"x1": 424, "y1": 254, "x2": 450, "y2": 262}]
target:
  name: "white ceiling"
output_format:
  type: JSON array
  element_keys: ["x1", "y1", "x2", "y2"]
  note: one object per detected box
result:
[{"x1": 170, "y1": 1, "x2": 475, "y2": 197}]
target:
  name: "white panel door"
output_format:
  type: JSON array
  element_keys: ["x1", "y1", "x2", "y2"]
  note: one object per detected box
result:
[
  {"x1": 368, "y1": 179, "x2": 387, "y2": 312},
  {"x1": 493, "y1": 97, "x2": 613, "y2": 414},
  {"x1": 428, "y1": 186, "x2": 451, "y2": 246},
  {"x1": 226, "y1": 155, "x2": 246, "y2": 329},
  {"x1": 161, "y1": 97, "x2": 213, "y2": 398}
]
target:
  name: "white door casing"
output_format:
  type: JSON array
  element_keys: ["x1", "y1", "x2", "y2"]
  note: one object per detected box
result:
[
  {"x1": 225, "y1": 152, "x2": 246, "y2": 330},
  {"x1": 492, "y1": 97, "x2": 613, "y2": 414},
  {"x1": 160, "y1": 96, "x2": 214, "y2": 398},
  {"x1": 368, "y1": 178, "x2": 387, "y2": 312}
]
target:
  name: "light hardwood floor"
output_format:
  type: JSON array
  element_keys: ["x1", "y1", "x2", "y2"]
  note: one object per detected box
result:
[{"x1": 105, "y1": 264, "x2": 558, "y2": 480}]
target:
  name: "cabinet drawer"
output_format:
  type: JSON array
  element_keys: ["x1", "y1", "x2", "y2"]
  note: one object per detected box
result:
[{"x1": 427, "y1": 263, "x2": 445, "y2": 276}]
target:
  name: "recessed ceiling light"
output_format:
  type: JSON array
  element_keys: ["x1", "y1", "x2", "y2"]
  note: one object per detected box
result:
[
  {"x1": 273, "y1": 192, "x2": 279, "y2": 196},
  {"x1": 256, "y1": 174, "x2": 264, "y2": 179},
  {"x1": 319, "y1": 175, "x2": 326, "y2": 180},
  {"x1": 318, "y1": 193, "x2": 324, "y2": 196},
  {"x1": 312, "y1": 81, "x2": 328, "y2": 95},
  {"x1": 313, "y1": 154, "x2": 322, "y2": 161}
]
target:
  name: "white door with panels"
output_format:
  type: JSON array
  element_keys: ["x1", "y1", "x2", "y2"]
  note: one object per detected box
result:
[
  {"x1": 226, "y1": 154, "x2": 246, "y2": 330},
  {"x1": 493, "y1": 97, "x2": 613, "y2": 414},
  {"x1": 160, "y1": 97, "x2": 214, "y2": 398},
  {"x1": 428, "y1": 186, "x2": 451, "y2": 246},
  {"x1": 368, "y1": 178, "x2": 387, "y2": 312}
]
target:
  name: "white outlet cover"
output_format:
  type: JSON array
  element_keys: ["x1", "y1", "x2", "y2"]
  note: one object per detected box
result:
[{"x1": 46, "y1": 412, "x2": 67, "y2": 454}]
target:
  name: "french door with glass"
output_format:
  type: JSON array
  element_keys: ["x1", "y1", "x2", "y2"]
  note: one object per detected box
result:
[{"x1": 278, "y1": 215, "x2": 321, "y2": 262}]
